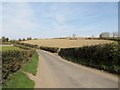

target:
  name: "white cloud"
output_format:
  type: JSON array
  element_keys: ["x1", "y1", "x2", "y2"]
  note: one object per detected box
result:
[
  {"x1": 2, "y1": 2, "x2": 117, "y2": 39},
  {"x1": 54, "y1": 13, "x2": 65, "y2": 25},
  {"x1": 2, "y1": 2, "x2": 38, "y2": 39}
]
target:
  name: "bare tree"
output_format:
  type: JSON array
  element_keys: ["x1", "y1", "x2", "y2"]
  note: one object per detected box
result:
[
  {"x1": 72, "y1": 34, "x2": 76, "y2": 40},
  {"x1": 27, "y1": 37, "x2": 32, "y2": 40},
  {"x1": 23, "y1": 38, "x2": 26, "y2": 41},
  {"x1": 2, "y1": 36, "x2": 9, "y2": 42},
  {"x1": 99, "y1": 32, "x2": 110, "y2": 38},
  {"x1": 112, "y1": 32, "x2": 118, "y2": 37},
  {"x1": 18, "y1": 39, "x2": 22, "y2": 41}
]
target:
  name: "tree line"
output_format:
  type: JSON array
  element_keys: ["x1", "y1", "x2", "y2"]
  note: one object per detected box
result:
[
  {"x1": 99, "y1": 32, "x2": 120, "y2": 38},
  {"x1": 1, "y1": 37, "x2": 33, "y2": 43},
  {"x1": 1, "y1": 31, "x2": 119, "y2": 43}
]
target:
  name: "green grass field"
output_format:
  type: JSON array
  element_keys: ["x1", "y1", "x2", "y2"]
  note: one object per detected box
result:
[{"x1": 1, "y1": 46, "x2": 20, "y2": 51}]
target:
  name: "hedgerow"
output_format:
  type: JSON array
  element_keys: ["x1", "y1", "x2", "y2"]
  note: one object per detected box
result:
[
  {"x1": 101, "y1": 37, "x2": 120, "y2": 42},
  {"x1": 16, "y1": 43, "x2": 39, "y2": 49},
  {"x1": 59, "y1": 42, "x2": 120, "y2": 74},
  {"x1": 40, "y1": 46, "x2": 59, "y2": 53},
  {"x1": 2, "y1": 49, "x2": 35, "y2": 83},
  {"x1": 14, "y1": 44, "x2": 31, "y2": 50}
]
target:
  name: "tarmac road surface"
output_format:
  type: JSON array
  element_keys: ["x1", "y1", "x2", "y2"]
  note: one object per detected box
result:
[{"x1": 35, "y1": 50, "x2": 118, "y2": 88}]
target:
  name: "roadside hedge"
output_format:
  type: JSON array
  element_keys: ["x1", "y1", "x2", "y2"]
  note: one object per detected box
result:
[
  {"x1": 59, "y1": 43, "x2": 120, "y2": 74},
  {"x1": 14, "y1": 44, "x2": 31, "y2": 50},
  {"x1": 101, "y1": 37, "x2": 120, "y2": 42},
  {"x1": 15, "y1": 43, "x2": 39, "y2": 49},
  {"x1": 40, "y1": 46, "x2": 59, "y2": 53},
  {"x1": 2, "y1": 49, "x2": 35, "y2": 83}
]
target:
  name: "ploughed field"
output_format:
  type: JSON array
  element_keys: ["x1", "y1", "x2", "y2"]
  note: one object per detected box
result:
[{"x1": 22, "y1": 39, "x2": 114, "y2": 48}]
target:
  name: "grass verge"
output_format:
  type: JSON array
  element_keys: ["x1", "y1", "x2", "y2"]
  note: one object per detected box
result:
[
  {"x1": 22, "y1": 51, "x2": 39, "y2": 75},
  {"x1": 3, "y1": 50, "x2": 39, "y2": 88},
  {"x1": 3, "y1": 70, "x2": 34, "y2": 89}
]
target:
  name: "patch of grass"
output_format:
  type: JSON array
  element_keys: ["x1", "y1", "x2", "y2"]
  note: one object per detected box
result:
[
  {"x1": 0, "y1": 46, "x2": 2, "y2": 52},
  {"x1": 22, "y1": 51, "x2": 39, "y2": 75},
  {"x1": 2, "y1": 46, "x2": 20, "y2": 51},
  {"x1": 3, "y1": 70, "x2": 34, "y2": 88}
]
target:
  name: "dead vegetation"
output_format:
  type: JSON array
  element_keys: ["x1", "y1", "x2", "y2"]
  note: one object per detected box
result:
[{"x1": 22, "y1": 39, "x2": 114, "y2": 48}]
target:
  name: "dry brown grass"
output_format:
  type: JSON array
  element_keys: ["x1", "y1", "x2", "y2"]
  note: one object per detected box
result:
[{"x1": 22, "y1": 39, "x2": 115, "y2": 48}]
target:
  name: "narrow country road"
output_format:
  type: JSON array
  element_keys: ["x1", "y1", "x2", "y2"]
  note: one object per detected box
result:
[{"x1": 34, "y1": 50, "x2": 118, "y2": 88}]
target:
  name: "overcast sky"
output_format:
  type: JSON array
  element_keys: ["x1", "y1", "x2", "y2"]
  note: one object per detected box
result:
[{"x1": 2, "y1": 2, "x2": 118, "y2": 39}]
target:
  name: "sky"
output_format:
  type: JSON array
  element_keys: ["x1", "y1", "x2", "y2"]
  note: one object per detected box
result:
[{"x1": 2, "y1": 2, "x2": 118, "y2": 39}]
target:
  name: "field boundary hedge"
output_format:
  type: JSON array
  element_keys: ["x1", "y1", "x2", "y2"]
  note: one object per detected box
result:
[
  {"x1": 100, "y1": 37, "x2": 120, "y2": 42},
  {"x1": 40, "y1": 46, "x2": 59, "y2": 53},
  {"x1": 58, "y1": 42, "x2": 120, "y2": 74},
  {"x1": 15, "y1": 42, "x2": 39, "y2": 49}
]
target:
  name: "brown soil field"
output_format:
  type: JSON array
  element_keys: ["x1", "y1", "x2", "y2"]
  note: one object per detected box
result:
[{"x1": 22, "y1": 39, "x2": 115, "y2": 48}]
